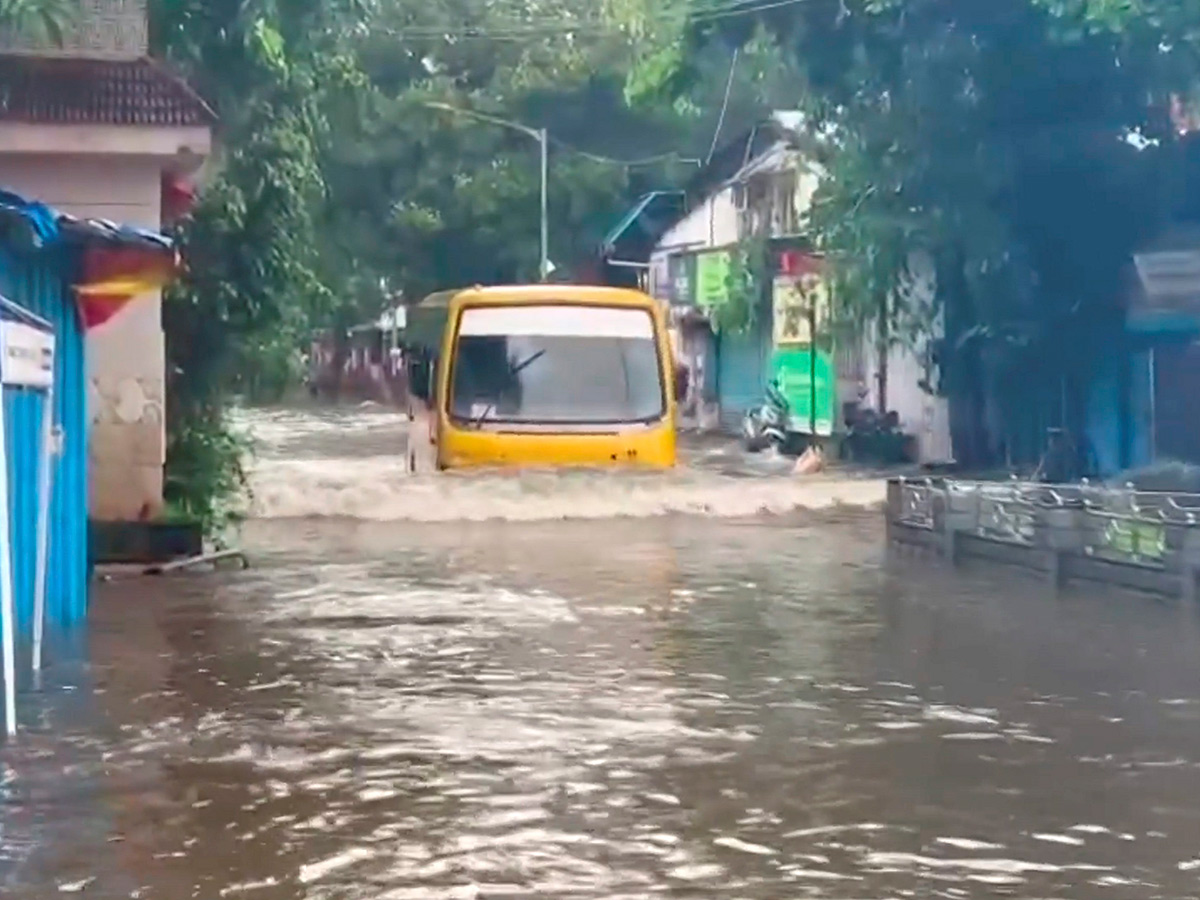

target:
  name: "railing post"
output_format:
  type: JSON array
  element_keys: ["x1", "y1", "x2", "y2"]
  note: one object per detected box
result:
[
  {"x1": 1047, "y1": 548, "x2": 1066, "y2": 591},
  {"x1": 885, "y1": 478, "x2": 900, "y2": 545},
  {"x1": 1182, "y1": 567, "x2": 1198, "y2": 604}
]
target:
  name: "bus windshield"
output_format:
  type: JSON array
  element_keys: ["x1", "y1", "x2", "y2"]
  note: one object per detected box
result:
[{"x1": 449, "y1": 304, "x2": 665, "y2": 425}]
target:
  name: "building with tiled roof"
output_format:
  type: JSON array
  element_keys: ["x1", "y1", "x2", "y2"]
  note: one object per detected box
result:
[
  {"x1": 0, "y1": 55, "x2": 214, "y2": 127},
  {"x1": 0, "y1": 0, "x2": 213, "y2": 523}
]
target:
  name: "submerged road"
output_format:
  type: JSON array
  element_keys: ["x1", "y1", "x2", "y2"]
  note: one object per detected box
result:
[{"x1": 4, "y1": 405, "x2": 1200, "y2": 898}]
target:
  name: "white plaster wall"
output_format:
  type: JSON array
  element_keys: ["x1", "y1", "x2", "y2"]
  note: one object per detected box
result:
[
  {"x1": 651, "y1": 188, "x2": 736, "y2": 433},
  {"x1": 859, "y1": 256, "x2": 952, "y2": 464},
  {"x1": 649, "y1": 184, "x2": 738, "y2": 298},
  {"x1": 0, "y1": 154, "x2": 166, "y2": 520},
  {"x1": 656, "y1": 184, "x2": 739, "y2": 253},
  {"x1": 655, "y1": 156, "x2": 820, "y2": 260},
  {"x1": 0, "y1": 123, "x2": 211, "y2": 159},
  {"x1": 862, "y1": 342, "x2": 952, "y2": 464},
  {"x1": 794, "y1": 168, "x2": 820, "y2": 218}
]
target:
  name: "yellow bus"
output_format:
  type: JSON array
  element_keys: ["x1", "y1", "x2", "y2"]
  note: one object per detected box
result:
[{"x1": 406, "y1": 285, "x2": 678, "y2": 471}]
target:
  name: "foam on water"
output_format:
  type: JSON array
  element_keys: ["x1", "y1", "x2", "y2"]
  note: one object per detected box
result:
[
  {"x1": 237, "y1": 405, "x2": 887, "y2": 522},
  {"x1": 248, "y1": 457, "x2": 887, "y2": 521}
]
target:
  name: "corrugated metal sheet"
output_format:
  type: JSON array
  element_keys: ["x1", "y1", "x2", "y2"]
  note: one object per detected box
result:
[
  {"x1": 1134, "y1": 249, "x2": 1200, "y2": 306},
  {"x1": 0, "y1": 245, "x2": 88, "y2": 634},
  {"x1": 1086, "y1": 360, "x2": 1122, "y2": 476},
  {"x1": 1128, "y1": 349, "x2": 1154, "y2": 468},
  {"x1": 716, "y1": 323, "x2": 769, "y2": 433}
]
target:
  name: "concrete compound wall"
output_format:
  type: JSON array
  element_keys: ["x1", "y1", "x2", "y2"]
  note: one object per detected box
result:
[
  {"x1": 0, "y1": 0, "x2": 148, "y2": 57},
  {"x1": 0, "y1": 154, "x2": 166, "y2": 520}
]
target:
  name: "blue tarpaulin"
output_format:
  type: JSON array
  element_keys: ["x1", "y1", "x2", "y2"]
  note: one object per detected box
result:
[{"x1": 0, "y1": 187, "x2": 173, "y2": 254}]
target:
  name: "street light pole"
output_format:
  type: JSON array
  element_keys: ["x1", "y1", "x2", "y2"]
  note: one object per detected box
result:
[
  {"x1": 538, "y1": 128, "x2": 548, "y2": 282},
  {"x1": 426, "y1": 102, "x2": 551, "y2": 282}
]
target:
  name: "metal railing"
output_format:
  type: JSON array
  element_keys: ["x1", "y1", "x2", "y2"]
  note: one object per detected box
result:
[{"x1": 891, "y1": 476, "x2": 1200, "y2": 571}]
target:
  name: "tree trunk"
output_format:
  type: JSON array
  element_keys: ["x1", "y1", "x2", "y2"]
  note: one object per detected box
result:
[
  {"x1": 876, "y1": 289, "x2": 890, "y2": 415},
  {"x1": 939, "y1": 246, "x2": 991, "y2": 469}
]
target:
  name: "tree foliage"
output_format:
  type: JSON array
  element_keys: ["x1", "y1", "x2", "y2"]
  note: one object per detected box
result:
[
  {"x1": 150, "y1": 0, "x2": 362, "y2": 532},
  {"x1": 0, "y1": 0, "x2": 77, "y2": 44},
  {"x1": 317, "y1": 0, "x2": 755, "y2": 317},
  {"x1": 635, "y1": 0, "x2": 1200, "y2": 464},
  {"x1": 151, "y1": 0, "x2": 776, "y2": 528},
  {"x1": 711, "y1": 235, "x2": 770, "y2": 334}
]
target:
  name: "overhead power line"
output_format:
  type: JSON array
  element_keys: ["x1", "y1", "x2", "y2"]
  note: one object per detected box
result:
[
  {"x1": 548, "y1": 137, "x2": 703, "y2": 168},
  {"x1": 425, "y1": 105, "x2": 705, "y2": 169},
  {"x1": 366, "y1": 0, "x2": 811, "y2": 42},
  {"x1": 706, "y1": 46, "x2": 740, "y2": 165}
]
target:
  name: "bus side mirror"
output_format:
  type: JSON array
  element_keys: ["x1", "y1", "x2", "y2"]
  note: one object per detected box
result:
[
  {"x1": 408, "y1": 358, "x2": 433, "y2": 402},
  {"x1": 673, "y1": 364, "x2": 688, "y2": 402}
]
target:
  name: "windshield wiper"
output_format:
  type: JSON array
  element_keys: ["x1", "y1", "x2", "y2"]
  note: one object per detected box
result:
[
  {"x1": 472, "y1": 400, "x2": 497, "y2": 428},
  {"x1": 471, "y1": 349, "x2": 547, "y2": 428},
  {"x1": 511, "y1": 349, "x2": 545, "y2": 375}
]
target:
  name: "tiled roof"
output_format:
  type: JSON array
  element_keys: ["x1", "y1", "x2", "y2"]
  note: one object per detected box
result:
[{"x1": 0, "y1": 55, "x2": 215, "y2": 127}]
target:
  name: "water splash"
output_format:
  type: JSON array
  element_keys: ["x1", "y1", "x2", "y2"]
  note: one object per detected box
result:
[{"x1": 237, "y1": 406, "x2": 886, "y2": 521}]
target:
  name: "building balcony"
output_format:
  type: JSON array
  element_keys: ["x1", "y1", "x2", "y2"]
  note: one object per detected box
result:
[{"x1": 1129, "y1": 231, "x2": 1200, "y2": 334}]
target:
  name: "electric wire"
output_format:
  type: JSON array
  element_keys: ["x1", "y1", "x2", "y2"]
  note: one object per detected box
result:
[{"x1": 362, "y1": 0, "x2": 812, "y2": 42}]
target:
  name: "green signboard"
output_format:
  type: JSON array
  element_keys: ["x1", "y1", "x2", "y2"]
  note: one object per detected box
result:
[
  {"x1": 695, "y1": 250, "x2": 732, "y2": 310},
  {"x1": 1102, "y1": 518, "x2": 1166, "y2": 562},
  {"x1": 668, "y1": 254, "x2": 696, "y2": 305},
  {"x1": 771, "y1": 345, "x2": 835, "y2": 436}
]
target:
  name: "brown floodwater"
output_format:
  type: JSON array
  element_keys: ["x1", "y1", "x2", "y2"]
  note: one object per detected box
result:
[{"x1": 4, "y1": 406, "x2": 1200, "y2": 898}]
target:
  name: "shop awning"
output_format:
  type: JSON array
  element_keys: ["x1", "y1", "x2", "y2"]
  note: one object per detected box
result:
[{"x1": 602, "y1": 191, "x2": 685, "y2": 256}]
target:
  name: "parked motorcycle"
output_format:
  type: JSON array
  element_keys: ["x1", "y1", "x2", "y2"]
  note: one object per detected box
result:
[
  {"x1": 840, "y1": 405, "x2": 906, "y2": 464},
  {"x1": 742, "y1": 379, "x2": 791, "y2": 452}
]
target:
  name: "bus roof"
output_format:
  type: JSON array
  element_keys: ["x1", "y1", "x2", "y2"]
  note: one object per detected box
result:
[
  {"x1": 427, "y1": 284, "x2": 655, "y2": 308},
  {"x1": 415, "y1": 289, "x2": 458, "y2": 309}
]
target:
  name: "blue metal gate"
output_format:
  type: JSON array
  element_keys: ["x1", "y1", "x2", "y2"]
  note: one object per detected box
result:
[
  {"x1": 716, "y1": 320, "x2": 770, "y2": 433},
  {"x1": 0, "y1": 246, "x2": 88, "y2": 635}
]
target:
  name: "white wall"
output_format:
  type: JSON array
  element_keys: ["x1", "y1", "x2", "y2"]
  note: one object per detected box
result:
[
  {"x1": 650, "y1": 188, "x2": 737, "y2": 430},
  {"x1": 649, "y1": 184, "x2": 738, "y2": 301},
  {"x1": 857, "y1": 257, "x2": 953, "y2": 464},
  {"x1": 861, "y1": 343, "x2": 952, "y2": 464},
  {"x1": 0, "y1": 154, "x2": 167, "y2": 519},
  {"x1": 655, "y1": 184, "x2": 739, "y2": 255},
  {"x1": 794, "y1": 168, "x2": 820, "y2": 218},
  {"x1": 650, "y1": 162, "x2": 818, "y2": 280}
]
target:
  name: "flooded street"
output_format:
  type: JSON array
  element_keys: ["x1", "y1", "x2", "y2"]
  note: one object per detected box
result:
[
  {"x1": 242, "y1": 407, "x2": 886, "y2": 521},
  {"x1": 6, "y1": 405, "x2": 1200, "y2": 898}
]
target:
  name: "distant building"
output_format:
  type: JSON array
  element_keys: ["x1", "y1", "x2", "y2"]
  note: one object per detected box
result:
[
  {"x1": 309, "y1": 306, "x2": 408, "y2": 403},
  {"x1": 606, "y1": 113, "x2": 952, "y2": 463}
]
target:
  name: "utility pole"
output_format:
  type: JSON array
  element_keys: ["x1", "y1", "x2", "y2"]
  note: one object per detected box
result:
[{"x1": 808, "y1": 301, "x2": 817, "y2": 442}]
